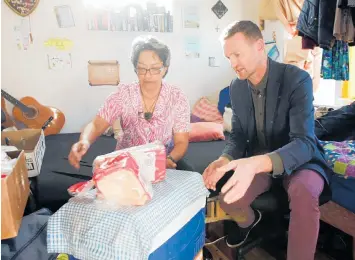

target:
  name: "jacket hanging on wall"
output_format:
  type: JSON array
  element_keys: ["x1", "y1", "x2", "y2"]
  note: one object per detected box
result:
[{"x1": 296, "y1": 0, "x2": 338, "y2": 50}]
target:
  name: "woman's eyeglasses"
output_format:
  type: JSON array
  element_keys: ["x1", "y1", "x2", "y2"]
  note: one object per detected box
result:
[{"x1": 136, "y1": 67, "x2": 164, "y2": 75}]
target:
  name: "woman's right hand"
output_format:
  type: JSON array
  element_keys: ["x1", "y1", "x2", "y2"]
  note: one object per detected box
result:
[
  {"x1": 68, "y1": 140, "x2": 90, "y2": 169},
  {"x1": 202, "y1": 157, "x2": 230, "y2": 191}
]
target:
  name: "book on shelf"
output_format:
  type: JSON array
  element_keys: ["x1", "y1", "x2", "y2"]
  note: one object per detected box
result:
[{"x1": 86, "y1": 7, "x2": 173, "y2": 33}]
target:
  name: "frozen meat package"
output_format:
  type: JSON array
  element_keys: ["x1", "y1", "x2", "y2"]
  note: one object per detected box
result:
[
  {"x1": 68, "y1": 142, "x2": 167, "y2": 207},
  {"x1": 93, "y1": 141, "x2": 166, "y2": 183}
]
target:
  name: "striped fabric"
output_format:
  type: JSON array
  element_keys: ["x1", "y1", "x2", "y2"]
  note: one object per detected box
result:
[{"x1": 192, "y1": 97, "x2": 223, "y2": 124}]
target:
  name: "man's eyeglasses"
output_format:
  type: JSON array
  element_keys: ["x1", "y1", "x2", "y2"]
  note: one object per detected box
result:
[{"x1": 136, "y1": 67, "x2": 164, "y2": 75}]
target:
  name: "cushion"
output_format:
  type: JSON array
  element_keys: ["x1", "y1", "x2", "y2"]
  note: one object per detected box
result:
[
  {"x1": 320, "y1": 140, "x2": 355, "y2": 179},
  {"x1": 192, "y1": 97, "x2": 223, "y2": 124},
  {"x1": 189, "y1": 122, "x2": 225, "y2": 142},
  {"x1": 190, "y1": 114, "x2": 204, "y2": 123}
]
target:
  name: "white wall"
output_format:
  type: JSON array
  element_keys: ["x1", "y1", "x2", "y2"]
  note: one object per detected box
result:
[{"x1": 1, "y1": 0, "x2": 259, "y2": 133}]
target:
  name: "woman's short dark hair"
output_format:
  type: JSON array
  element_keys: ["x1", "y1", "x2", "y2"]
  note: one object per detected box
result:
[{"x1": 131, "y1": 35, "x2": 171, "y2": 77}]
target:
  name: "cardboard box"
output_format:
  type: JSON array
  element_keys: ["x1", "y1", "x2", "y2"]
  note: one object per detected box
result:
[
  {"x1": 1, "y1": 150, "x2": 30, "y2": 239},
  {"x1": 1, "y1": 129, "x2": 46, "y2": 177}
]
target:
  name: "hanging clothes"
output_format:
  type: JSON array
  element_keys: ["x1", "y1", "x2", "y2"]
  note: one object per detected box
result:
[
  {"x1": 302, "y1": 36, "x2": 318, "y2": 49},
  {"x1": 321, "y1": 40, "x2": 350, "y2": 80},
  {"x1": 333, "y1": 0, "x2": 355, "y2": 43},
  {"x1": 334, "y1": 1, "x2": 355, "y2": 42},
  {"x1": 273, "y1": 0, "x2": 304, "y2": 35},
  {"x1": 337, "y1": 0, "x2": 355, "y2": 46},
  {"x1": 296, "y1": 0, "x2": 338, "y2": 50},
  {"x1": 318, "y1": 0, "x2": 338, "y2": 49}
]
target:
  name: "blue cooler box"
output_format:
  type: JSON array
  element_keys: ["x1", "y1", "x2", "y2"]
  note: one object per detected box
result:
[{"x1": 60, "y1": 208, "x2": 205, "y2": 260}]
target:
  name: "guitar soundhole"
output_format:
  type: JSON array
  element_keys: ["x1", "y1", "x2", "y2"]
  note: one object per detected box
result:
[{"x1": 22, "y1": 106, "x2": 38, "y2": 119}]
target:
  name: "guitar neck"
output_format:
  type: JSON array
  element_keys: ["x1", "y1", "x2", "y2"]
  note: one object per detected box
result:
[{"x1": 1, "y1": 90, "x2": 30, "y2": 113}]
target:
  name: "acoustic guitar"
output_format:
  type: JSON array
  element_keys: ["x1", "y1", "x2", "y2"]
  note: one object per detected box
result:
[
  {"x1": 1, "y1": 90, "x2": 66, "y2": 136},
  {"x1": 1, "y1": 96, "x2": 16, "y2": 130}
]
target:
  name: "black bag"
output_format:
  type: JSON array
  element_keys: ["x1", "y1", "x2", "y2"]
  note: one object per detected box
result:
[
  {"x1": 315, "y1": 102, "x2": 355, "y2": 141},
  {"x1": 1, "y1": 208, "x2": 58, "y2": 260}
]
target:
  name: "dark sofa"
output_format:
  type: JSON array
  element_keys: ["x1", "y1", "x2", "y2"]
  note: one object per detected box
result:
[{"x1": 36, "y1": 133, "x2": 228, "y2": 212}]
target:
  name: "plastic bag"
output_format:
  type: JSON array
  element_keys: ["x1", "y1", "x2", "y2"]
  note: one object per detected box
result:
[
  {"x1": 68, "y1": 142, "x2": 167, "y2": 207},
  {"x1": 93, "y1": 152, "x2": 153, "y2": 206},
  {"x1": 1, "y1": 150, "x2": 17, "y2": 176},
  {"x1": 67, "y1": 180, "x2": 94, "y2": 196},
  {"x1": 93, "y1": 141, "x2": 166, "y2": 183}
]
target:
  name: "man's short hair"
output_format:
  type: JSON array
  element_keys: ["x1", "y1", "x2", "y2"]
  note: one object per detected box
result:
[{"x1": 220, "y1": 20, "x2": 263, "y2": 42}]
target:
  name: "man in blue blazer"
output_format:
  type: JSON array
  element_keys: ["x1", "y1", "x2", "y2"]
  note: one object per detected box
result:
[{"x1": 203, "y1": 21, "x2": 331, "y2": 260}]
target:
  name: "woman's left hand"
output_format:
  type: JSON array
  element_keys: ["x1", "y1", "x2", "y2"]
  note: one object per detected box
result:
[{"x1": 167, "y1": 158, "x2": 177, "y2": 169}]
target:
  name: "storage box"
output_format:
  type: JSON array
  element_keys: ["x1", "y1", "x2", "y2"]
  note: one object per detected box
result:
[
  {"x1": 1, "y1": 150, "x2": 30, "y2": 239},
  {"x1": 1, "y1": 129, "x2": 46, "y2": 177}
]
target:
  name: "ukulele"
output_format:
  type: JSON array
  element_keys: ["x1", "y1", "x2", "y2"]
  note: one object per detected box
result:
[{"x1": 1, "y1": 90, "x2": 66, "y2": 136}]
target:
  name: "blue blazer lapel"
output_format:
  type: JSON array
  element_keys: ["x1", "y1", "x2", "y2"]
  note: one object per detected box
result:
[{"x1": 265, "y1": 59, "x2": 283, "y2": 146}]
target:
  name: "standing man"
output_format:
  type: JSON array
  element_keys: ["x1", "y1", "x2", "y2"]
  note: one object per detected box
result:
[{"x1": 203, "y1": 20, "x2": 330, "y2": 260}]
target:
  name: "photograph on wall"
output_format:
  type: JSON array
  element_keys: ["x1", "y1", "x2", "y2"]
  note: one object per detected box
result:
[
  {"x1": 184, "y1": 36, "x2": 201, "y2": 58},
  {"x1": 47, "y1": 53, "x2": 72, "y2": 70},
  {"x1": 84, "y1": 2, "x2": 173, "y2": 32},
  {"x1": 88, "y1": 60, "x2": 120, "y2": 86},
  {"x1": 54, "y1": 5, "x2": 75, "y2": 28},
  {"x1": 182, "y1": 6, "x2": 200, "y2": 29}
]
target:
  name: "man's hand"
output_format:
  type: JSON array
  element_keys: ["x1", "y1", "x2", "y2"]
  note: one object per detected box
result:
[
  {"x1": 217, "y1": 155, "x2": 272, "y2": 204},
  {"x1": 203, "y1": 157, "x2": 230, "y2": 190},
  {"x1": 68, "y1": 140, "x2": 90, "y2": 169},
  {"x1": 167, "y1": 158, "x2": 177, "y2": 169}
]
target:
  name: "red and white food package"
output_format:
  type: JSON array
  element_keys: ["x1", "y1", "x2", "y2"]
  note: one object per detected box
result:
[
  {"x1": 67, "y1": 180, "x2": 95, "y2": 196},
  {"x1": 93, "y1": 152, "x2": 153, "y2": 206},
  {"x1": 67, "y1": 142, "x2": 166, "y2": 206},
  {"x1": 93, "y1": 141, "x2": 166, "y2": 183}
]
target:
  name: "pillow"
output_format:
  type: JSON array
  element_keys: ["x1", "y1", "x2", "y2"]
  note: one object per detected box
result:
[
  {"x1": 192, "y1": 97, "x2": 223, "y2": 124},
  {"x1": 190, "y1": 114, "x2": 205, "y2": 123},
  {"x1": 223, "y1": 107, "x2": 232, "y2": 133},
  {"x1": 320, "y1": 140, "x2": 355, "y2": 179},
  {"x1": 189, "y1": 122, "x2": 225, "y2": 142}
]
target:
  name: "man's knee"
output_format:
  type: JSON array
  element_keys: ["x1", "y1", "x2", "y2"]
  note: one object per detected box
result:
[
  {"x1": 218, "y1": 173, "x2": 272, "y2": 212},
  {"x1": 218, "y1": 192, "x2": 251, "y2": 211},
  {"x1": 287, "y1": 169, "x2": 324, "y2": 205}
]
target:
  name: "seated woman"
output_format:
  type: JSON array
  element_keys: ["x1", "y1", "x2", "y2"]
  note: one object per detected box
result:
[{"x1": 69, "y1": 35, "x2": 192, "y2": 171}]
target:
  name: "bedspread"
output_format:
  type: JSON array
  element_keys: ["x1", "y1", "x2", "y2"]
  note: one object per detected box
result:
[{"x1": 320, "y1": 140, "x2": 355, "y2": 179}]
